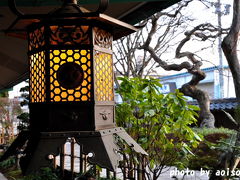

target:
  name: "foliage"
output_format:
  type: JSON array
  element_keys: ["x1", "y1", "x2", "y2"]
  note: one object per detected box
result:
[
  {"x1": 0, "y1": 90, "x2": 9, "y2": 98},
  {"x1": 19, "y1": 167, "x2": 60, "y2": 180},
  {"x1": 116, "y1": 77, "x2": 202, "y2": 179},
  {"x1": 213, "y1": 132, "x2": 239, "y2": 155},
  {"x1": 194, "y1": 127, "x2": 235, "y2": 137},
  {"x1": 98, "y1": 178, "x2": 120, "y2": 180},
  {"x1": 0, "y1": 94, "x2": 22, "y2": 144},
  {"x1": 17, "y1": 112, "x2": 30, "y2": 131},
  {"x1": 17, "y1": 81, "x2": 30, "y2": 131},
  {"x1": 0, "y1": 156, "x2": 16, "y2": 169},
  {"x1": 5, "y1": 169, "x2": 22, "y2": 180},
  {"x1": 206, "y1": 108, "x2": 240, "y2": 179},
  {"x1": 187, "y1": 129, "x2": 233, "y2": 170},
  {"x1": 212, "y1": 109, "x2": 240, "y2": 156}
]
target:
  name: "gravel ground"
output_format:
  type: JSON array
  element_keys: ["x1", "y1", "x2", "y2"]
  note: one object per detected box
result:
[{"x1": 0, "y1": 173, "x2": 7, "y2": 180}]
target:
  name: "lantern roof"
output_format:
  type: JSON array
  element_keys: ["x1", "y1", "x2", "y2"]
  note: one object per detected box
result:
[
  {"x1": 6, "y1": 12, "x2": 138, "y2": 41},
  {"x1": 0, "y1": 0, "x2": 181, "y2": 91}
]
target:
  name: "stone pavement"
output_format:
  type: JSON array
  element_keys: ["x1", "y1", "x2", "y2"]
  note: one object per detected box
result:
[{"x1": 0, "y1": 173, "x2": 7, "y2": 180}]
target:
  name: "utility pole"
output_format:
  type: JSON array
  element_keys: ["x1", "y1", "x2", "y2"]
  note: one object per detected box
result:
[
  {"x1": 214, "y1": 0, "x2": 230, "y2": 99},
  {"x1": 217, "y1": 0, "x2": 224, "y2": 98}
]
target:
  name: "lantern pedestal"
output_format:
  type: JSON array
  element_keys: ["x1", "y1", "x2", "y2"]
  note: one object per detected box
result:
[{"x1": 17, "y1": 127, "x2": 146, "y2": 174}]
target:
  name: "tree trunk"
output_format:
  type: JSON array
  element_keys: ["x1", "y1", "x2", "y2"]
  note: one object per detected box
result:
[
  {"x1": 180, "y1": 84, "x2": 215, "y2": 128},
  {"x1": 222, "y1": 0, "x2": 240, "y2": 102}
]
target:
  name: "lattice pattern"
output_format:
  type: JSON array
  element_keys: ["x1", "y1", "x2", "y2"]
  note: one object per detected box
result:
[
  {"x1": 50, "y1": 25, "x2": 90, "y2": 45},
  {"x1": 29, "y1": 27, "x2": 45, "y2": 52},
  {"x1": 50, "y1": 49, "x2": 91, "y2": 102},
  {"x1": 94, "y1": 27, "x2": 112, "y2": 49},
  {"x1": 95, "y1": 51, "x2": 114, "y2": 101},
  {"x1": 29, "y1": 51, "x2": 46, "y2": 103}
]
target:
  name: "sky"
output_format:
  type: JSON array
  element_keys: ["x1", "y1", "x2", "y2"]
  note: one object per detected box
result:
[{"x1": 9, "y1": 81, "x2": 28, "y2": 99}]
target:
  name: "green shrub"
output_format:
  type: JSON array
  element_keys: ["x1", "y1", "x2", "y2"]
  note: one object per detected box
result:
[
  {"x1": 0, "y1": 156, "x2": 16, "y2": 170},
  {"x1": 116, "y1": 77, "x2": 202, "y2": 178},
  {"x1": 19, "y1": 167, "x2": 60, "y2": 180},
  {"x1": 194, "y1": 127, "x2": 236, "y2": 137},
  {"x1": 187, "y1": 128, "x2": 236, "y2": 170}
]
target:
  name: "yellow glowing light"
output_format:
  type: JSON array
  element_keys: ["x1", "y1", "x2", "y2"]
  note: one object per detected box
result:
[
  {"x1": 60, "y1": 53, "x2": 67, "y2": 59},
  {"x1": 82, "y1": 95, "x2": 88, "y2": 101},
  {"x1": 68, "y1": 96, "x2": 74, "y2": 101},
  {"x1": 31, "y1": 49, "x2": 91, "y2": 102},
  {"x1": 54, "y1": 96, "x2": 61, "y2": 101},
  {"x1": 95, "y1": 52, "x2": 113, "y2": 101},
  {"x1": 74, "y1": 53, "x2": 80, "y2": 59},
  {"x1": 75, "y1": 92, "x2": 81, "y2": 98},
  {"x1": 30, "y1": 51, "x2": 46, "y2": 103}
]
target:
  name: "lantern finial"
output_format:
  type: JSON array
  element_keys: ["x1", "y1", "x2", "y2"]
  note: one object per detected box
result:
[
  {"x1": 8, "y1": 0, "x2": 109, "y2": 17},
  {"x1": 62, "y1": 0, "x2": 78, "y2": 4}
]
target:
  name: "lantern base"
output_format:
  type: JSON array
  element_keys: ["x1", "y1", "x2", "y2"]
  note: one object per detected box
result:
[
  {"x1": 29, "y1": 102, "x2": 116, "y2": 132},
  {"x1": 0, "y1": 128, "x2": 147, "y2": 175}
]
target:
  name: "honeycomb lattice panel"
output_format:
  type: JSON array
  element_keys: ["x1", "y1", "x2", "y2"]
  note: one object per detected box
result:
[
  {"x1": 29, "y1": 51, "x2": 46, "y2": 103},
  {"x1": 50, "y1": 25, "x2": 90, "y2": 45},
  {"x1": 29, "y1": 27, "x2": 45, "y2": 52},
  {"x1": 95, "y1": 51, "x2": 114, "y2": 101},
  {"x1": 50, "y1": 49, "x2": 92, "y2": 102}
]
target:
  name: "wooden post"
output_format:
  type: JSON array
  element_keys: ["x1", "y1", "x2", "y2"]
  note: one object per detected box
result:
[
  {"x1": 123, "y1": 157, "x2": 127, "y2": 180},
  {"x1": 71, "y1": 138, "x2": 75, "y2": 177},
  {"x1": 84, "y1": 154, "x2": 87, "y2": 172},
  {"x1": 129, "y1": 160, "x2": 134, "y2": 179},
  {"x1": 53, "y1": 156, "x2": 57, "y2": 169},
  {"x1": 106, "y1": 169, "x2": 110, "y2": 179},
  {"x1": 137, "y1": 155, "x2": 143, "y2": 180},
  {"x1": 96, "y1": 169, "x2": 100, "y2": 179},
  {"x1": 60, "y1": 144, "x2": 65, "y2": 176},
  {"x1": 80, "y1": 145, "x2": 84, "y2": 174},
  {"x1": 142, "y1": 156, "x2": 146, "y2": 180}
]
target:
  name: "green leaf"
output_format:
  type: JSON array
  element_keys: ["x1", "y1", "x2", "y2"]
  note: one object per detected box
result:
[{"x1": 222, "y1": 110, "x2": 238, "y2": 126}]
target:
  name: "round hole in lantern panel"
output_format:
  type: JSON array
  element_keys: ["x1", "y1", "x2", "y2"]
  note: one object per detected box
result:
[{"x1": 57, "y1": 62, "x2": 84, "y2": 90}]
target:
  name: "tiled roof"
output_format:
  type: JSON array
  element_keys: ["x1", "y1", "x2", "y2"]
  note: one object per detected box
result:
[{"x1": 189, "y1": 98, "x2": 238, "y2": 111}]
